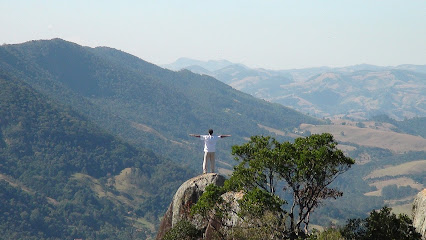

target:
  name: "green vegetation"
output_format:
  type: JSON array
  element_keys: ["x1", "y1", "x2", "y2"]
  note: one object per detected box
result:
[
  {"x1": 308, "y1": 227, "x2": 343, "y2": 240},
  {"x1": 371, "y1": 114, "x2": 426, "y2": 138},
  {"x1": 341, "y1": 206, "x2": 421, "y2": 240},
  {"x1": 186, "y1": 135, "x2": 423, "y2": 239},
  {"x1": 0, "y1": 73, "x2": 193, "y2": 238},
  {"x1": 382, "y1": 185, "x2": 419, "y2": 200},
  {"x1": 191, "y1": 133, "x2": 355, "y2": 239},
  {"x1": 162, "y1": 220, "x2": 202, "y2": 240},
  {"x1": 0, "y1": 39, "x2": 323, "y2": 239},
  {"x1": 1, "y1": 39, "x2": 424, "y2": 239},
  {"x1": 310, "y1": 144, "x2": 425, "y2": 226},
  {"x1": 304, "y1": 206, "x2": 422, "y2": 240},
  {"x1": 0, "y1": 39, "x2": 322, "y2": 171},
  {"x1": 0, "y1": 39, "x2": 325, "y2": 238}
]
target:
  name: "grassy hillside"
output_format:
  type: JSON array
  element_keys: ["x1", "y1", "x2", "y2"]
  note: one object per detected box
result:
[
  {"x1": 175, "y1": 60, "x2": 426, "y2": 121},
  {"x1": 371, "y1": 114, "x2": 426, "y2": 138},
  {"x1": 0, "y1": 39, "x2": 323, "y2": 172},
  {"x1": 0, "y1": 72, "x2": 193, "y2": 239},
  {"x1": 296, "y1": 119, "x2": 426, "y2": 222},
  {"x1": 300, "y1": 123, "x2": 426, "y2": 153}
]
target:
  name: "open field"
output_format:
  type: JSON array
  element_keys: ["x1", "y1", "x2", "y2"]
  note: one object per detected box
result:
[
  {"x1": 365, "y1": 160, "x2": 426, "y2": 179},
  {"x1": 299, "y1": 124, "x2": 426, "y2": 153},
  {"x1": 73, "y1": 169, "x2": 150, "y2": 208},
  {"x1": 364, "y1": 177, "x2": 424, "y2": 197},
  {"x1": 257, "y1": 124, "x2": 302, "y2": 138}
]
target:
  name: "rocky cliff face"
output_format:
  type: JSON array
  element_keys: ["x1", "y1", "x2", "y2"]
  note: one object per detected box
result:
[
  {"x1": 413, "y1": 189, "x2": 426, "y2": 239},
  {"x1": 156, "y1": 173, "x2": 226, "y2": 240}
]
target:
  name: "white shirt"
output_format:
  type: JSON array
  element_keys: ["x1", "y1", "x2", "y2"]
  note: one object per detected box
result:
[{"x1": 200, "y1": 135, "x2": 221, "y2": 152}]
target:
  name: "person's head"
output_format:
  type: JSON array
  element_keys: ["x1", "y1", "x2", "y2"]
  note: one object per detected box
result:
[{"x1": 208, "y1": 129, "x2": 213, "y2": 135}]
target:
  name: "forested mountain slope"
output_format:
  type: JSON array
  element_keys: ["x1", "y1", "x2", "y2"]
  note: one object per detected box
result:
[
  {"x1": 0, "y1": 39, "x2": 322, "y2": 171},
  {"x1": 0, "y1": 72, "x2": 193, "y2": 239}
]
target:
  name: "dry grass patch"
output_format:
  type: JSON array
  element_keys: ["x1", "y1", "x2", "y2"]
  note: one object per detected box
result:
[
  {"x1": 131, "y1": 122, "x2": 183, "y2": 146},
  {"x1": 338, "y1": 144, "x2": 357, "y2": 153},
  {"x1": 72, "y1": 173, "x2": 108, "y2": 198},
  {"x1": 365, "y1": 177, "x2": 424, "y2": 197},
  {"x1": 365, "y1": 160, "x2": 426, "y2": 179},
  {"x1": 72, "y1": 171, "x2": 149, "y2": 208},
  {"x1": 126, "y1": 216, "x2": 156, "y2": 233},
  {"x1": 257, "y1": 124, "x2": 301, "y2": 138},
  {"x1": 390, "y1": 203, "x2": 415, "y2": 216},
  {"x1": 0, "y1": 173, "x2": 33, "y2": 194},
  {"x1": 300, "y1": 124, "x2": 426, "y2": 153}
]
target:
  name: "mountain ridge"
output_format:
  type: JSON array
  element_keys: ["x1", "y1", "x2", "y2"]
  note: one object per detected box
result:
[
  {"x1": 1, "y1": 39, "x2": 424, "y2": 238},
  {"x1": 0, "y1": 39, "x2": 322, "y2": 171},
  {"x1": 164, "y1": 58, "x2": 426, "y2": 120}
]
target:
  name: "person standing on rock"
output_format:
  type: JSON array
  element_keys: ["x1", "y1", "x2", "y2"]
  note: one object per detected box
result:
[{"x1": 189, "y1": 129, "x2": 231, "y2": 174}]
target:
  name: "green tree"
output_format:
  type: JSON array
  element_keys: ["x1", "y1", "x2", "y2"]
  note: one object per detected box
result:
[
  {"x1": 193, "y1": 133, "x2": 355, "y2": 239},
  {"x1": 341, "y1": 206, "x2": 422, "y2": 240},
  {"x1": 163, "y1": 220, "x2": 202, "y2": 240},
  {"x1": 308, "y1": 227, "x2": 343, "y2": 240}
]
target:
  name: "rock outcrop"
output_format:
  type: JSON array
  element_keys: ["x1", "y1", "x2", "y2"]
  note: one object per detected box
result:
[
  {"x1": 156, "y1": 173, "x2": 226, "y2": 240},
  {"x1": 413, "y1": 189, "x2": 426, "y2": 239}
]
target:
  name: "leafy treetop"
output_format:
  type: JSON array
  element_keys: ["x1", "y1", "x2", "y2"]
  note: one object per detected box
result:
[{"x1": 192, "y1": 133, "x2": 355, "y2": 239}]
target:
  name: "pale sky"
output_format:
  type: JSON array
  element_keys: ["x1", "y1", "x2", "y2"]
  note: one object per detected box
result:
[{"x1": 1, "y1": 0, "x2": 425, "y2": 70}]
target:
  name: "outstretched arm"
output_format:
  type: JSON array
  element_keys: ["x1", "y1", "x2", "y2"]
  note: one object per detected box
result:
[
  {"x1": 219, "y1": 135, "x2": 231, "y2": 138},
  {"x1": 189, "y1": 134, "x2": 200, "y2": 137}
]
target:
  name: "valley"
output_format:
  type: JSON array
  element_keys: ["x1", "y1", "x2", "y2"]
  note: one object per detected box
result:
[
  {"x1": 165, "y1": 58, "x2": 426, "y2": 121},
  {"x1": 0, "y1": 39, "x2": 424, "y2": 239}
]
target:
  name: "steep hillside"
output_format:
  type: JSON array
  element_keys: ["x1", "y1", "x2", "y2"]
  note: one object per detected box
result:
[
  {"x1": 0, "y1": 72, "x2": 193, "y2": 239},
  {"x1": 0, "y1": 39, "x2": 322, "y2": 173}
]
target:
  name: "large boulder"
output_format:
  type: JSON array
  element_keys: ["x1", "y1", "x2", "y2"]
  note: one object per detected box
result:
[
  {"x1": 413, "y1": 189, "x2": 426, "y2": 239},
  {"x1": 156, "y1": 173, "x2": 226, "y2": 240}
]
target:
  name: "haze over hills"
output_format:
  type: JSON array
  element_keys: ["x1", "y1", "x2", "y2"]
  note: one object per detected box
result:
[
  {"x1": 164, "y1": 58, "x2": 426, "y2": 120},
  {"x1": 0, "y1": 39, "x2": 424, "y2": 238},
  {"x1": 162, "y1": 57, "x2": 236, "y2": 72},
  {"x1": 163, "y1": 57, "x2": 426, "y2": 222}
]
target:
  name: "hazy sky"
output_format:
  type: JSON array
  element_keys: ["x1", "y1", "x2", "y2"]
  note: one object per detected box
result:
[{"x1": 1, "y1": 0, "x2": 425, "y2": 69}]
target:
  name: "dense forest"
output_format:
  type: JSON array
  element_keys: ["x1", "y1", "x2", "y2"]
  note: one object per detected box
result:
[{"x1": 0, "y1": 73, "x2": 193, "y2": 239}]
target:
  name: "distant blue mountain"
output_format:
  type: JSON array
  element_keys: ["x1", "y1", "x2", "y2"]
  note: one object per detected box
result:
[
  {"x1": 162, "y1": 57, "x2": 235, "y2": 71},
  {"x1": 165, "y1": 59, "x2": 426, "y2": 120}
]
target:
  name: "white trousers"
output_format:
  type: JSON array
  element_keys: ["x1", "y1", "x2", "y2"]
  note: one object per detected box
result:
[{"x1": 203, "y1": 152, "x2": 215, "y2": 173}]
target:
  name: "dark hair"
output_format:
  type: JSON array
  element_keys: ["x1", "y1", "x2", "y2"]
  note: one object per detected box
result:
[{"x1": 208, "y1": 129, "x2": 213, "y2": 135}]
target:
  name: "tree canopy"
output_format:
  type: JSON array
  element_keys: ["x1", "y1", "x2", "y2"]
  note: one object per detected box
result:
[
  {"x1": 341, "y1": 206, "x2": 422, "y2": 240},
  {"x1": 192, "y1": 133, "x2": 355, "y2": 239}
]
